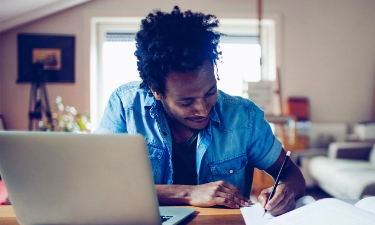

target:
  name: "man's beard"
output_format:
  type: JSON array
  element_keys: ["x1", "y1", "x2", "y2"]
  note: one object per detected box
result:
[
  {"x1": 160, "y1": 99, "x2": 178, "y2": 122},
  {"x1": 160, "y1": 99, "x2": 211, "y2": 131}
]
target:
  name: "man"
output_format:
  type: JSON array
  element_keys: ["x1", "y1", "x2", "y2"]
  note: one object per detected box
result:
[{"x1": 95, "y1": 6, "x2": 306, "y2": 216}]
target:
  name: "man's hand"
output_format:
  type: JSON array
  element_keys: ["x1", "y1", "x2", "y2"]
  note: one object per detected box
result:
[
  {"x1": 187, "y1": 180, "x2": 251, "y2": 208},
  {"x1": 257, "y1": 149, "x2": 306, "y2": 216},
  {"x1": 156, "y1": 180, "x2": 251, "y2": 208},
  {"x1": 258, "y1": 184, "x2": 296, "y2": 216}
]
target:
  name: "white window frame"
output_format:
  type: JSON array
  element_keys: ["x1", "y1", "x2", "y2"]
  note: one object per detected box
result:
[
  {"x1": 90, "y1": 17, "x2": 142, "y2": 131},
  {"x1": 218, "y1": 16, "x2": 280, "y2": 81},
  {"x1": 90, "y1": 15, "x2": 281, "y2": 131}
]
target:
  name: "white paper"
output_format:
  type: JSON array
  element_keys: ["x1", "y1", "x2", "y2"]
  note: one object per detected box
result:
[
  {"x1": 241, "y1": 196, "x2": 316, "y2": 225},
  {"x1": 240, "y1": 196, "x2": 375, "y2": 225},
  {"x1": 354, "y1": 196, "x2": 375, "y2": 214},
  {"x1": 295, "y1": 195, "x2": 316, "y2": 208},
  {"x1": 267, "y1": 198, "x2": 375, "y2": 225},
  {"x1": 240, "y1": 203, "x2": 274, "y2": 225}
]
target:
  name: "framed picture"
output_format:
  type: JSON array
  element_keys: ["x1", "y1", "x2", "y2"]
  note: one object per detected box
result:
[
  {"x1": 17, "y1": 34, "x2": 75, "y2": 83},
  {"x1": 0, "y1": 115, "x2": 6, "y2": 131}
]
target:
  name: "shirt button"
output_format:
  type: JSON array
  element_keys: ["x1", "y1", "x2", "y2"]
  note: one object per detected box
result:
[
  {"x1": 229, "y1": 169, "x2": 233, "y2": 174},
  {"x1": 162, "y1": 132, "x2": 167, "y2": 136}
]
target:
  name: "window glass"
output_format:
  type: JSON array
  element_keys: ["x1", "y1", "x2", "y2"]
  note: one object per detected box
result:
[
  {"x1": 217, "y1": 43, "x2": 261, "y2": 96},
  {"x1": 102, "y1": 41, "x2": 140, "y2": 105},
  {"x1": 101, "y1": 34, "x2": 261, "y2": 101}
]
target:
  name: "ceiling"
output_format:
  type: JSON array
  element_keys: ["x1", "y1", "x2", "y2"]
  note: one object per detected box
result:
[{"x1": 0, "y1": 0, "x2": 91, "y2": 33}]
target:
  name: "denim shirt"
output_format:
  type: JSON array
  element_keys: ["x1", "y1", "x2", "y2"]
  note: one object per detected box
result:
[{"x1": 95, "y1": 81, "x2": 282, "y2": 196}]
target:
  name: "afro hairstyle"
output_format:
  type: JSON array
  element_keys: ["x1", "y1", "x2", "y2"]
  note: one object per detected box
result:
[{"x1": 134, "y1": 6, "x2": 222, "y2": 96}]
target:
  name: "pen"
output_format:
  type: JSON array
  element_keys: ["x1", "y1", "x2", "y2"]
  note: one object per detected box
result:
[{"x1": 263, "y1": 151, "x2": 291, "y2": 217}]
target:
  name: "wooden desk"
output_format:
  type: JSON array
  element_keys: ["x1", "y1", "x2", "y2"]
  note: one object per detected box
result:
[{"x1": 0, "y1": 205, "x2": 245, "y2": 225}]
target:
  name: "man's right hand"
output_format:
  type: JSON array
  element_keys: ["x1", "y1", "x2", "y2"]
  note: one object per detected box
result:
[{"x1": 156, "y1": 180, "x2": 251, "y2": 208}]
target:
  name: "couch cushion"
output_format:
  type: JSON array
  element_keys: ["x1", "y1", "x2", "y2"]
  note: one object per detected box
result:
[
  {"x1": 309, "y1": 156, "x2": 375, "y2": 199},
  {"x1": 328, "y1": 142, "x2": 374, "y2": 160}
]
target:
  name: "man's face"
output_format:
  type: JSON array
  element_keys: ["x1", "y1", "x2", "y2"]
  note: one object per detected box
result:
[{"x1": 151, "y1": 60, "x2": 218, "y2": 130}]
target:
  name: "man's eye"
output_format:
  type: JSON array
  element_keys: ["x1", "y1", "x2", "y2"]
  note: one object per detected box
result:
[
  {"x1": 179, "y1": 102, "x2": 192, "y2": 107},
  {"x1": 206, "y1": 91, "x2": 216, "y2": 96}
]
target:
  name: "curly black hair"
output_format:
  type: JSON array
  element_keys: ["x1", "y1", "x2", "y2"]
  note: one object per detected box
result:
[{"x1": 135, "y1": 6, "x2": 222, "y2": 96}]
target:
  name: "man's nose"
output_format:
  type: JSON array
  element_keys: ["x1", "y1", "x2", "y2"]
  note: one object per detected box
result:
[{"x1": 193, "y1": 99, "x2": 209, "y2": 116}]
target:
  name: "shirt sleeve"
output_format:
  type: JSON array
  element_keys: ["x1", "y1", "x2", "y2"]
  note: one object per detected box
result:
[
  {"x1": 96, "y1": 89, "x2": 128, "y2": 133},
  {"x1": 248, "y1": 104, "x2": 282, "y2": 170}
]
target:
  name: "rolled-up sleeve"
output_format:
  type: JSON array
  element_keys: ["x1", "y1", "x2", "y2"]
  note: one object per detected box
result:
[{"x1": 247, "y1": 105, "x2": 282, "y2": 170}]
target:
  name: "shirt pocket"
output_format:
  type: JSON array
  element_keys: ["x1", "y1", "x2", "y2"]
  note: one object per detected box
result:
[
  {"x1": 146, "y1": 145, "x2": 165, "y2": 184},
  {"x1": 208, "y1": 154, "x2": 248, "y2": 191}
]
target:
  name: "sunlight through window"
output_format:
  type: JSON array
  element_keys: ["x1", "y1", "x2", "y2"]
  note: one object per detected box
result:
[
  {"x1": 101, "y1": 35, "x2": 261, "y2": 104},
  {"x1": 217, "y1": 43, "x2": 261, "y2": 96}
]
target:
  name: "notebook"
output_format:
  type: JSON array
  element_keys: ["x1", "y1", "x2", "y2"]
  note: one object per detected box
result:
[{"x1": 0, "y1": 131, "x2": 195, "y2": 225}]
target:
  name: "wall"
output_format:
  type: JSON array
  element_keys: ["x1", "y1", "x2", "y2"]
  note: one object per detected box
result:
[{"x1": 0, "y1": 0, "x2": 375, "y2": 130}]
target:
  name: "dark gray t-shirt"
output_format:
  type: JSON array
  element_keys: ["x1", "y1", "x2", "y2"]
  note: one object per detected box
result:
[{"x1": 172, "y1": 132, "x2": 198, "y2": 185}]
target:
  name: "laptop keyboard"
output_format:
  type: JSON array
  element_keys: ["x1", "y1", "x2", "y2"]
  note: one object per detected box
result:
[{"x1": 161, "y1": 215, "x2": 173, "y2": 222}]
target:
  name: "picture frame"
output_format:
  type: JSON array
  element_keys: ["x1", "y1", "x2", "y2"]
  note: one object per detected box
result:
[
  {"x1": 0, "y1": 115, "x2": 6, "y2": 131},
  {"x1": 17, "y1": 34, "x2": 75, "y2": 83}
]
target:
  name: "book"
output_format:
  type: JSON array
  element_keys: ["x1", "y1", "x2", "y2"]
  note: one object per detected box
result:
[{"x1": 241, "y1": 196, "x2": 375, "y2": 225}]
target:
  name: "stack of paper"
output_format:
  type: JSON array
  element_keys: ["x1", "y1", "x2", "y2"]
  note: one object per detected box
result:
[{"x1": 241, "y1": 196, "x2": 375, "y2": 225}]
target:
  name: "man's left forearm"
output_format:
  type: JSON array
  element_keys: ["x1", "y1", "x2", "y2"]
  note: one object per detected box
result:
[{"x1": 279, "y1": 160, "x2": 306, "y2": 199}]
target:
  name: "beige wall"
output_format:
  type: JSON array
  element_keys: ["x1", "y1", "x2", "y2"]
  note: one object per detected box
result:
[{"x1": 1, "y1": 0, "x2": 375, "y2": 130}]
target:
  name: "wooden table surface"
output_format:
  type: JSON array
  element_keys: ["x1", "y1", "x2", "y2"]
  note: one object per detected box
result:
[{"x1": 0, "y1": 205, "x2": 245, "y2": 225}]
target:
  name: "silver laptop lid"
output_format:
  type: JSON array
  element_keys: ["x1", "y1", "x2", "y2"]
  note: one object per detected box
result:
[{"x1": 0, "y1": 131, "x2": 161, "y2": 225}]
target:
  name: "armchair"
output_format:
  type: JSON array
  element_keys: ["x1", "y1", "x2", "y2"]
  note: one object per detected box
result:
[{"x1": 308, "y1": 142, "x2": 375, "y2": 199}]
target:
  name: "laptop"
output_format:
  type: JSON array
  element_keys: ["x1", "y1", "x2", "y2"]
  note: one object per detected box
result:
[{"x1": 0, "y1": 131, "x2": 195, "y2": 225}]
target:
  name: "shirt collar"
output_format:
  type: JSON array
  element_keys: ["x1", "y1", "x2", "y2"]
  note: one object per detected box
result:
[
  {"x1": 209, "y1": 106, "x2": 220, "y2": 127},
  {"x1": 144, "y1": 90, "x2": 160, "y2": 118}
]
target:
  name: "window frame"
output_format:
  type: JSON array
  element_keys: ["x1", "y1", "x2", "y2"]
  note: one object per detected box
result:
[
  {"x1": 218, "y1": 17, "x2": 279, "y2": 81},
  {"x1": 90, "y1": 17, "x2": 142, "y2": 131}
]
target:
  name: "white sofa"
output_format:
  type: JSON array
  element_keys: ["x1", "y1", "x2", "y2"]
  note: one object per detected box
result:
[{"x1": 308, "y1": 142, "x2": 375, "y2": 199}]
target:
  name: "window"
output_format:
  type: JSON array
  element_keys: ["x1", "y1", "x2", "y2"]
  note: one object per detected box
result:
[
  {"x1": 102, "y1": 33, "x2": 140, "y2": 106},
  {"x1": 217, "y1": 35, "x2": 261, "y2": 96},
  {"x1": 91, "y1": 17, "x2": 279, "y2": 130}
]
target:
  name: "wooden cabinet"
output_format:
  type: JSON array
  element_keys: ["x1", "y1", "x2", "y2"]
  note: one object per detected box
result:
[
  {"x1": 252, "y1": 169, "x2": 274, "y2": 196},
  {"x1": 282, "y1": 136, "x2": 309, "y2": 152}
]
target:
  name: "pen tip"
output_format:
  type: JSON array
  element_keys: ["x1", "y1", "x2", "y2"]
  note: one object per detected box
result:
[{"x1": 263, "y1": 211, "x2": 266, "y2": 217}]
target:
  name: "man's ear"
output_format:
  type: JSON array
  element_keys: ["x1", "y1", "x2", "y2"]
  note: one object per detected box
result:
[{"x1": 149, "y1": 86, "x2": 162, "y2": 100}]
